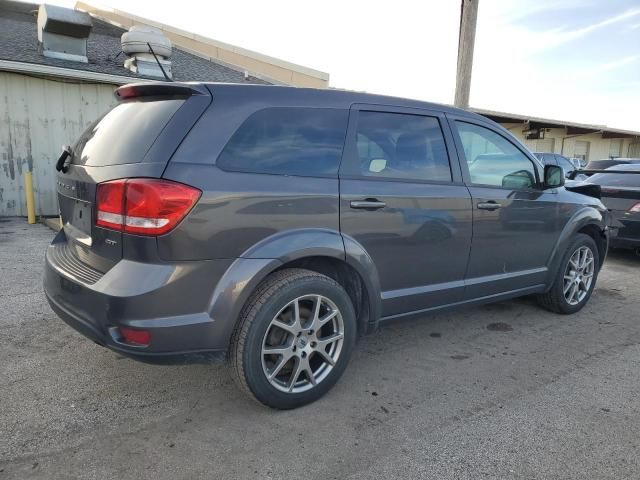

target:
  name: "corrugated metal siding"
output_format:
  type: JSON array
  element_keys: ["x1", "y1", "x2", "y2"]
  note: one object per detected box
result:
[{"x1": 0, "y1": 71, "x2": 117, "y2": 216}]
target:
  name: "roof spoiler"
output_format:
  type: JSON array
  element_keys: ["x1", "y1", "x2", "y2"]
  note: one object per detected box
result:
[{"x1": 114, "y1": 82, "x2": 209, "y2": 100}]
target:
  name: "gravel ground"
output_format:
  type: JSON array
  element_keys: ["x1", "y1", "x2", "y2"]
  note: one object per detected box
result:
[{"x1": 1, "y1": 218, "x2": 639, "y2": 480}]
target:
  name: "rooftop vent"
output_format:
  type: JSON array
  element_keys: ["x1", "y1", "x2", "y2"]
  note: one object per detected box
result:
[
  {"x1": 121, "y1": 26, "x2": 173, "y2": 79},
  {"x1": 37, "y1": 5, "x2": 92, "y2": 63}
]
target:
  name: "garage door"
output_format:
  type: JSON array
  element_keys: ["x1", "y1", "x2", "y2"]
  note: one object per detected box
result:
[
  {"x1": 609, "y1": 139, "x2": 623, "y2": 158},
  {"x1": 536, "y1": 138, "x2": 555, "y2": 153},
  {"x1": 524, "y1": 138, "x2": 555, "y2": 153},
  {"x1": 574, "y1": 140, "x2": 590, "y2": 163},
  {"x1": 629, "y1": 142, "x2": 640, "y2": 158}
]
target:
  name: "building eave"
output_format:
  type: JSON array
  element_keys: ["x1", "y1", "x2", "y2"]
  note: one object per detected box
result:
[
  {"x1": 0, "y1": 59, "x2": 153, "y2": 85},
  {"x1": 471, "y1": 107, "x2": 640, "y2": 138}
]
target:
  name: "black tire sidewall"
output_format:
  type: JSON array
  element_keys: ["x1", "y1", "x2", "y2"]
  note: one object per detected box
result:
[
  {"x1": 241, "y1": 275, "x2": 356, "y2": 409},
  {"x1": 553, "y1": 234, "x2": 599, "y2": 314}
]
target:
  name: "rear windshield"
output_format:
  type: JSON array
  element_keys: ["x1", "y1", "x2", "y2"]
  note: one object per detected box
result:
[
  {"x1": 72, "y1": 99, "x2": 184, "y2": 166},
  {"x1": 586, "y1": 160, "x2": 626, "y2": 170},
  {"x1": 587, "y1": 172, "x2": 640, "y2": 187}
]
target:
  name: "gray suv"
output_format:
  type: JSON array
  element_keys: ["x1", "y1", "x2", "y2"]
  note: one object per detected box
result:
[{"x1": 45, "y1": 83, "x2": 610, "y2": 409}]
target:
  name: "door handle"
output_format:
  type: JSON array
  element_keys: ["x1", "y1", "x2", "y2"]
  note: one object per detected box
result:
[
  {"x1": 350, "y1": 199, "x2": 387, "y2": 210},
  {"x1": 477, "y1": 201, "x2": 502, "y2": 210}
]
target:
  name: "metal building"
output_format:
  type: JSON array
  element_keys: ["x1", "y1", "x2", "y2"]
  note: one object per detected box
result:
[{"x1": 473, "y1": 109, "x2": 640, "y2": 166}]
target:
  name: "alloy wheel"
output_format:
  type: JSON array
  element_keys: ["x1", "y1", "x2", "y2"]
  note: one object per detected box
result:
[
  {"x1": 563, "y1": 245, "x2": 595, "y2": 306},
  {"x1": 261, "y1": 294, "x2": 344, "y2": 393}
]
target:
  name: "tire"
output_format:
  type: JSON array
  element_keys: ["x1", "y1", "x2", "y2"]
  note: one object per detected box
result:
[
  {"x1": 537, "y1": 233, "x2": 600, "y2": 314},
  {"x1": 230, "y1": 268, "x2": 356, "y2": 409}
]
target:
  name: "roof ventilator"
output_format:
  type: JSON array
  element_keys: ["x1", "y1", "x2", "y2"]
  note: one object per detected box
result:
[
  {"x1": 37, "y1": 4, "x2": 92, "y2": 63},
  {"x1": 121, "y1": 26, "x2": 173, "y2": 79}
]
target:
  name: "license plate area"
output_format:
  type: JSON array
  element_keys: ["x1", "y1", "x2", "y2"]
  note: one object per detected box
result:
[{"x1": 61, "y1": 198, "x2": 93, "y2": 247}]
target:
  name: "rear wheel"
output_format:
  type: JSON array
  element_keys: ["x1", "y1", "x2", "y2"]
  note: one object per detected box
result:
[
  {"x1": 537, "y1": 233, "x2": 599, "y2": 314},
  {"x1": 231, "y1": 269, "x2": 356, "y2": 409}
]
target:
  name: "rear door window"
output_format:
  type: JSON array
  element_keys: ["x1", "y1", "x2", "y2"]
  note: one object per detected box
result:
[
  {"x1": 72, "y1": 99, "x2": 185, "y2": 166},
  {"x1": 348, "y1": 111, "x2": 452, "y2": 182},
  {"x1": 217, "y1": 107, "x2": 348, "y2": 177}
]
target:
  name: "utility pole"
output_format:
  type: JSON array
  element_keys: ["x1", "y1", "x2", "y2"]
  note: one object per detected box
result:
[{"x1": 454, "y1": 0, "x2": 479, "y2": 109}]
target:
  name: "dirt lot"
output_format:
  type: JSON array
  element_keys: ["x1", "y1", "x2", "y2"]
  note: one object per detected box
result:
[{"x1": 1, "y1": 218, "x2": 639, "y2": 480}]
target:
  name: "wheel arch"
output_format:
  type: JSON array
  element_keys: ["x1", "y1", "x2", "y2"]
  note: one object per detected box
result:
[
  {"x1": 207, "y1": 229, "x2": 382, "y2": 352},
  {"x1": 545, "y1": 207, "x2": 607, "y2": 289},
  {"x1": 272, "y1": 255, "x2": 377, "y2": 338},
  {"x1": 576, "y1": 223, "x2": 607, "y2": 269}
]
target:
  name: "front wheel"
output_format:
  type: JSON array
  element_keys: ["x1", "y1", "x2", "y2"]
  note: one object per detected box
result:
[
  {"x1": 537, "y1": 233, "x2": 599, "y2": 314},
  {"x1": 231, "y1": 269, "x2": 356, "y2": 409}
]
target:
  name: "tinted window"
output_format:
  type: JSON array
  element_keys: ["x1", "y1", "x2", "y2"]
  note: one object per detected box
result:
[
  {"x1": 455, "y1": 122, "x2": 537, "y2": 189},
  {"x1": 585, "y1": 160, "x2": 626, "y2": 170},
  {"x1": 534, "y1": 153, "x2": 555, "y2": 165},
  {"x1": 72, "y1": 99, "x2": 184, "y2": 166},
  {"x1": 217, "y1": 108, "x2": 348, "y2": 177},
  {"x1": 556, "y1": 156, "x2": 576, "y2": 175},
  {"x1": 352, "y1": 111, "x2": 452, "y2": 182},
  {"x1": 587, "y1": 172, "x2": 640, "y2": 187}
]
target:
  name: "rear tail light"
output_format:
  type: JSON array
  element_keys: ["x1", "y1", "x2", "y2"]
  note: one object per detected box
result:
[
  {"x1": 629, "y1": 202, "x2": 640, "y2": 213},
  {"x1": 96, "y1": 179, "x2": 200, "y2": 236},
  {"x1": 119, "y1": 327, "x2": 151, "y2": 346}
]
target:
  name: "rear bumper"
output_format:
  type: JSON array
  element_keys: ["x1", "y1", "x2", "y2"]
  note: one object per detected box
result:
[
  {"x1": 44, "y1": 231, "x2": 234, "y2": 364},
  {"x1": 609, "y1": 214, "x2": 640, "y2": 250},
  {"x1": 610, "y1": 236, "x2": 640, "y2": 249}
]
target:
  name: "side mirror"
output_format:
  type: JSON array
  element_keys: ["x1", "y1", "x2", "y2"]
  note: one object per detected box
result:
[
  {"x1": 544, "y1": 164, "x2": 564, "y2": 188},
  {"x1": 502, "y1": 169, "x2": 535, "y2": 189}
]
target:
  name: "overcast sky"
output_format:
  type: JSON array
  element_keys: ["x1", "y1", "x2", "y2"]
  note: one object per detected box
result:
[{"x1": 44, "y1": 0, "x2": 640, "y2": 130}]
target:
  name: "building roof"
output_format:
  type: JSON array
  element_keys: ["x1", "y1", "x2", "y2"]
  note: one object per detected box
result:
[
  {"x1": 471, "y1": 107, "x2": 640, "y2": 139},
  {"x1": 75, "y1": 1, "x2": 330, "y2": 88},
  {"x1": 0, "y1": 0, "x2": 270, "y2": 84}
]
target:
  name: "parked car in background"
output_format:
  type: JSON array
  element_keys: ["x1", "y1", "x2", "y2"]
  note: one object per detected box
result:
[
  {"x1": 585, "y1": 158, "x2": 640, "y2": 171},
  {"x1": 45, "y1": 83, "x2": 611, "y2": 409},
  {"x1": 572, "y1": 157, "x2": 587, "y2": 168},
  {"x1": 534, "y1": 152, "x2": 578, "y2": 178},
  {"x1": 584, "y1": 164, "x2": 640, "y2": 253}
]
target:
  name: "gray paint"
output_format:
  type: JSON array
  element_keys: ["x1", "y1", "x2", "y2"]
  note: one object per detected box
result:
[{"x1": 44, "y1": 82, "x2": 611, "y2": 362}]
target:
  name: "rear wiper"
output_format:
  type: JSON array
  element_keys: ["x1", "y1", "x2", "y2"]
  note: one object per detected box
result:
[{"x1": 55, "y1": 145, "x2": 73, "y2": 173}]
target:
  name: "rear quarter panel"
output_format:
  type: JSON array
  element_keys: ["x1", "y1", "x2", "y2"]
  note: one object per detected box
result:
[{"x1": 159, "y1": 164, "x2": 340, "y2": 260}]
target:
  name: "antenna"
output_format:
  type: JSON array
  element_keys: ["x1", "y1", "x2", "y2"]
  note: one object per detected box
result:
[{"x1": 147, "y1": 42, "x2": 171, "y2": 82}]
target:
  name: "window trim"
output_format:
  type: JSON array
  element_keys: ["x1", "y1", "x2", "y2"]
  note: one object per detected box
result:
[
  {"x1": 339, "y1": 104, "x2": 463, "y2": 185},
  {"x1": 215, "y1": 106, "x2": 349, "y2": 179},
  {"x1": 447, "y1": 116, "x2": 543, "y2": 191}
]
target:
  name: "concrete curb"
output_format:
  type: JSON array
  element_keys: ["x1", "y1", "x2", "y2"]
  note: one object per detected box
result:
[{"x1": 42, "y1": 217, "x2": 62, "y2": 232}]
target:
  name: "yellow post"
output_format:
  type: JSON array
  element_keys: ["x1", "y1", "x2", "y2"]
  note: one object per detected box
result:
[{"x1": 24, "y1": 171, "x2": 36, "y2": 224}]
